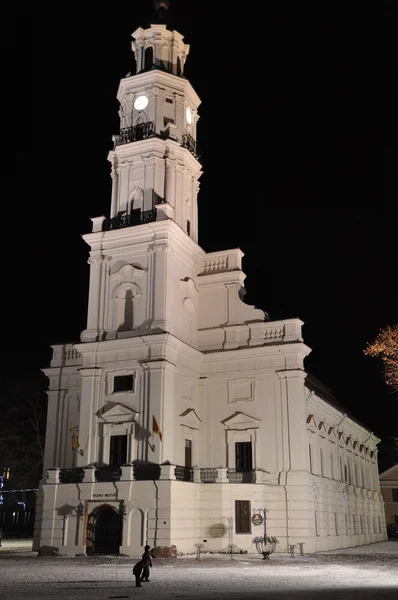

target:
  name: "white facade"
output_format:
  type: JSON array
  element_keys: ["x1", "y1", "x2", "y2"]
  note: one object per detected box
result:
[{"x1": 33, "y1": 5, "x2": 386, "y2": 556}]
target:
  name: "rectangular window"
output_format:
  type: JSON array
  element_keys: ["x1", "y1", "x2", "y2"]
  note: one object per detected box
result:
[
  {"x1": 353, "y1": 514, "x2": 356, "y2": 535},
  {"x1": 335, "y1": 513, "x2": 339, "y2": 535},
  {"x1": 113, "y1": 374, "x2": 134, "y2": 393},
  {"x1": 330, "y1": 453, "x2": 334, "y2": 480},
  {"x1": 186, "y1": 219, "x2": 191, "y2": 236},
  {"x1": 109, "y1": 435, "x2": 127, "y2": 467},
  {"x1": 378, "y1": 516, "x2": 382, "y2": 532},
  {"x1": 166, "y1": 97, "x2": 173, "y2": 103},
  {"x1": 163, "y1": 116, "x2": 175, "y2": 126},
  {"x1": 345, "y1": 513, "x2": 348, "y2": 535},
  {"x1": 235, "y1": 500, "x2": 251, "y2": 534},
  {"x1": 309, "y1": 443, "x2": 313, "y2": 474},
  {"x1": 344, "y1": 464, "x2": 348, "y2": 483},
  {"x1": 185, "y1": 439, "x2": 192, "y2": 468},
  {"x1": 392, "y1": 489, "x2": 398, "y2": 502},
  {"x1": 235, "y1": 442, "x2": 252, "y2": 472}
]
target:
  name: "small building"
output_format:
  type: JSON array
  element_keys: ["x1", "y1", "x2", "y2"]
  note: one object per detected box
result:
[{"x1": 380, "y1": 464, "x2": 398, "y2": 537}]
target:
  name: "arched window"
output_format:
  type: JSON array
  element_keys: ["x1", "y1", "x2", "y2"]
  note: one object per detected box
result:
[
  {"x1": 114, "y1": 284, "x2": 139, "y2": 333},
  {"x1": 130, "y1": 187, "x2": 144, "y2": 224},
  {"x1": 144, "y1": 47, "x2": 154, "y2": 71}
]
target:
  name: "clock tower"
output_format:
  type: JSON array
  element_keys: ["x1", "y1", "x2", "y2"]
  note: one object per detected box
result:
[
  {"x1": 80, "y1": 0, "x2": 204, "y2": 344},
  {"x1": 106, "y1": 0, "x2": 201, "y2": 241}
]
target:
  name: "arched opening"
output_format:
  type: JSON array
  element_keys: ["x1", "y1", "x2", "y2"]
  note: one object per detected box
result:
[
  {"x1": 144, "y1": 47, "x2": 154, "y2": 71},
  {"x1": 86, "y1": 504, "x2": 122, "y2": 555},
  {"x1": 117, "y1": 289, "x2": 134, "y2": 332},
  {"x1": 130, "y1": 187, "x2": 143, "y2": 225},
  {"x1": 177, "y1": 56, "x2": 182, "y2": 76}
]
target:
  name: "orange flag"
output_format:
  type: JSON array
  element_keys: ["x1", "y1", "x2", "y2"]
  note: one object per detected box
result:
[{"x1": 153, "y1": 415, "x2": 163, "y2": 442}]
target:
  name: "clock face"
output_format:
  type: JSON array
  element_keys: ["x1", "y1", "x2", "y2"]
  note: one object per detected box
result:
[
  {"x1": 186, "y1": 106, "x2": 193, "y2": 125},
  {"x1": 134, "y1": 95, "x2": 148, "y2": 111}
]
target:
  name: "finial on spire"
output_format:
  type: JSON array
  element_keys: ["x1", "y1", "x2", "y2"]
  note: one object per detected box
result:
[
  {"x1": 151, "y1": 0, "x2": 173, "y2": 28},
  {"x1": 154, "y1": 0, "x2": 170, "y2": 10}
]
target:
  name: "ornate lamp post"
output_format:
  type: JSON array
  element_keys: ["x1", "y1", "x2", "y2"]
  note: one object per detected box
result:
[{"x1": 252, "y1": 507, "x2": 278, "y2": 559}]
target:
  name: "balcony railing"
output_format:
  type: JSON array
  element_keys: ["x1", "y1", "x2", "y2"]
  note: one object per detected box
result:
[
  {"x1": 115, "y1": 121, "x2": 155, "y2": 146},
  {"x1": 95, "y1": 466, "x2": 122, "y2": 482},
  {"x1": 59, "y1": 468, "x2": 84, "y2": 484},
  {"x1": 227, "y1": 469, "x2": 256, "y2": 484},
  {"x1": 134, "y1": 463, "x2": 161, "y2": 481},
  {"x1": 55, "y1": 465, "x2": 259, "y2": 484},
  {"x1": 175, "y1": 466, "x2": 193, "y2": 482},
  {"x1": 102, "y1": 208, "x2": 157, "y2": 231},
  {"x1": 181, "y1": 132, "x2": 200, "y2": 159}
]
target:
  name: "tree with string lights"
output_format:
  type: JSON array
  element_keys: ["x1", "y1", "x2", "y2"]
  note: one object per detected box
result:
[{"x1": 364, "y1": 324, "x2": 398, "y2": 394}]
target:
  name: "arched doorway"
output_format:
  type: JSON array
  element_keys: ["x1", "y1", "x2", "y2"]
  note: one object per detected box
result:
[{"x1": 86, "y1": 504, "x2": 122, "y2": 555}]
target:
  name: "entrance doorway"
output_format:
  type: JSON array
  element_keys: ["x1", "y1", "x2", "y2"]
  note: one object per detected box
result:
[{"x1": 86, "y1": 504, "x2": 122, "y2": 555}]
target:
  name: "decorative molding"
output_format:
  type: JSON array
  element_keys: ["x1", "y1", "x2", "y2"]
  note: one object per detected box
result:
[
  {"x1": 227, "y1": 378, "x2": 255, "y2": 404},
  {"x1": 221, "y1": 411, "x2": 260, "y2": 430},
  {"x1": 180, "y1": 408, "x2": 201, "y2": 430},
  {"x1": 100, "y1": 402, "x2": 138, "y2": 424},
  {"x1": 112, "y1": 263, "x2": 146, "y2": 280}
]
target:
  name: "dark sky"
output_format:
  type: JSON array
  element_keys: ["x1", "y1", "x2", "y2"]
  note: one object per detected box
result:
[{"x1": 2, "y1": 2, "x2": 397, "y2": 452}]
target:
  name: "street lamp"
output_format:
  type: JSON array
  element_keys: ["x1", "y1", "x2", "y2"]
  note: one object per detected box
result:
[{"x1": 252, "y1": 507, "x2": 278, "y2": 559}]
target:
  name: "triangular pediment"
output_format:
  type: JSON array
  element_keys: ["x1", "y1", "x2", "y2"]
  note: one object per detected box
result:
[
  {"x1": 100, "y1": 403, "x2": 138, "y2": 423},
  {"x1": 380, "y1": 463, "x2": 398, "y2": 480},
  {"x1": 180, "y1": 408, "x2": 201, "y2": 430},
  {"x1": 221, "y1": 411, "x2": 261, "y2": 429}
]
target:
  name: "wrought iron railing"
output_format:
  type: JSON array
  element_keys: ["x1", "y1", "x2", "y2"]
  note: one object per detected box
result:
[
  {"x1": 59, "y1": 468, "x2": 84, "y2": 484},
  {"x1": 102, "y1": 208, "x2": 157, "y2": 231},
  {"x1": 116, "y1": 121, "x2": 155, "y2": 146},
  {"x1": 175, "y1": 466, "x2": 193, "y2": 482},
  {"x1": 181, "y1": 132, "x2": 199, "y2": 158},
  {"x1": 227, "y1": 469, "x2": 256, "y2": 484},
  {"x1": 200, "y1": 468, "x2": 218, "y2": 483},
  {"x1": 134, "y1": 463, "x2": 161, "y2": 481},
  {"x1": 95, "y1": 467, "x2": 122, "y2": 482}
]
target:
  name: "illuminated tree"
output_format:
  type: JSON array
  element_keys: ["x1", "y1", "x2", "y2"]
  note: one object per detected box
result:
[{"x1": 364, "y1": 324, "x2": 398, "y2": 393}]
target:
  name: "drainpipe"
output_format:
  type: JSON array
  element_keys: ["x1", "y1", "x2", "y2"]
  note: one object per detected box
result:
[
  {"x1": 153, "y1": 481, "x2": 159, "y2": 548},
  {"x1": 262, "y1": 478, "x2": 289, "y2": 551},
  {"x1": 336, "y1": 413, "x2": 347, "y2": 482}
]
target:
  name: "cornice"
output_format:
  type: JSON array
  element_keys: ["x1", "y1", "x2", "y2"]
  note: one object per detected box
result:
[{"x1": 117, "y1": 70, "x2": 201, "y2": 107}]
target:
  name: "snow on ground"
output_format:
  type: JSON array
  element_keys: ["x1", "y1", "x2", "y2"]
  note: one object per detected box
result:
[{"x1": 0, "y1": 541, "x2": 397, "y2": 600}]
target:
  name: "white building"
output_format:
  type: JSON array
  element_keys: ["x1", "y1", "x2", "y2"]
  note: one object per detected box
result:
[{"x1": 33, "y1": 1, "x2": 386, "y2": 556}]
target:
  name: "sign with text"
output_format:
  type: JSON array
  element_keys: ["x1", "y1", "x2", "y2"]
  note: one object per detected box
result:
[{"x1": 252, "y1": 513, "x2": 264, "y2": 526}]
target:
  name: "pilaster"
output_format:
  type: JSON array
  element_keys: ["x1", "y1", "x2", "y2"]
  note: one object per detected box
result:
[{"x1": 77, "y1": 368, "x2": 103, "y2": 466}]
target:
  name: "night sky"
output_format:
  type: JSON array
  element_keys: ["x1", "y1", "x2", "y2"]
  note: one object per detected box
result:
[{"x1": 3, "y1": 3, "x2": 397, "y2": 458}]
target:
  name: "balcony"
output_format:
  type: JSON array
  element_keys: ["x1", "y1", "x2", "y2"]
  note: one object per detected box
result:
[
  {"x1": 114, "y1": 121, "x2": 155, "y2": 146},
  {"x1": 56, "y1": 465, "x2": 260, "y2": 484},
  {"x1": 181, "y1": 132, "x2": 200, "y2": 160},
  {"x1": 102, "y1": 208, "x2": 157, "y2": 231}
]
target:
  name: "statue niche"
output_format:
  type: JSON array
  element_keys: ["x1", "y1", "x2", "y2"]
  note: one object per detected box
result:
[{"x1": 113, "y1": 282, "x2": 141, "y2": 335}]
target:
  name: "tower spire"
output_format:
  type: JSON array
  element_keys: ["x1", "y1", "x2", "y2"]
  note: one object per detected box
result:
[{"x1": 150, "y1": 0, "x2": 173, "y2": 28}]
